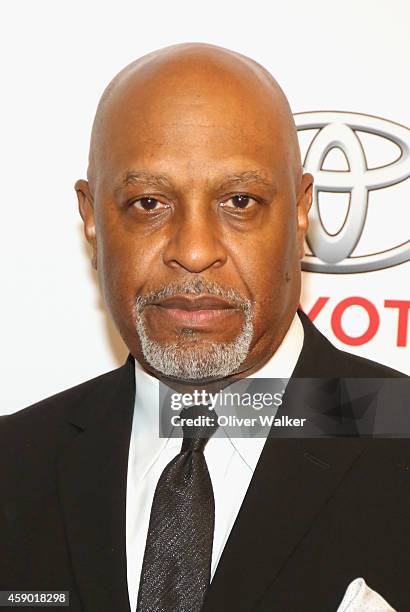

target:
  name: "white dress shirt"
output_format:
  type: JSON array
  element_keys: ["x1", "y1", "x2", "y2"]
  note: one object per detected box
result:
[{"x1": 126, "y1": 311, "x2": 304, "y2": 611}]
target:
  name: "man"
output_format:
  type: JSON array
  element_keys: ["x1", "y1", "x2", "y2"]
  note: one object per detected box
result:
[{"x1": 1, "y1": 43, "x2": 408, "y2": 612}]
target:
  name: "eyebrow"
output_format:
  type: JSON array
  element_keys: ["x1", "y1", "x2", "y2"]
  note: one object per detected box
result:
[
  {"x1": 216, "y1": 171, "x2": 273, "y2": 191},
  {"x1": 113, "y1": 169, "x2": 274, "y2": 194},
  {"x1": 114, "y1": 171, "x2": 173, "y2": 194}
]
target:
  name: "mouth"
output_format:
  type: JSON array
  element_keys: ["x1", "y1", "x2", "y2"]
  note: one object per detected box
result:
[{"x1": 146, "y1": 294, "x2": 241, "y2": 327}]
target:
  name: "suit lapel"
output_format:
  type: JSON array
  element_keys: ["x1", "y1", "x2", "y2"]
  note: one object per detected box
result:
[
  {"x1": 202, "y1": 311, "x2": 367, "y2": 611},
  {"x1": 57, "y1": 356, "x2": 135, "y2": 612},
  {"x1": 202, "y1": 436, "x2": 364, "y2": 612}
]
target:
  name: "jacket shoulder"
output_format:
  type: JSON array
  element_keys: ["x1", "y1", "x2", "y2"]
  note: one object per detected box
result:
[
  {"x1": 337, "y1": 347, "x2": 406, "y2": 378},
  {"x1": 297, "y1": 309, "x2": 407, "y2": 378},
  {"x1": 0, "y1": 358, "x2": 134, "y2": 498},
  {"x1": 0, "y1": 362, "x2": 127, "y2": 433}
]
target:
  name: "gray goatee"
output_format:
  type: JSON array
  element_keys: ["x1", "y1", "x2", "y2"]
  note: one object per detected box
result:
[{"x1": 134, "y1": 277, "x2": 254, "y2": 381}]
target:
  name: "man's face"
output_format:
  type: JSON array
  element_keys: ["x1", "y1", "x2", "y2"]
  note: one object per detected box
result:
[{"x1": 78, "y1": 67, "x2": 312, "y2": 382}]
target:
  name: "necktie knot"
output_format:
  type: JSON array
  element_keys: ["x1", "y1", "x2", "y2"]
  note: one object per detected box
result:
[{"x1": 180, "y1": 403, "x2": 219, "y2": 453}]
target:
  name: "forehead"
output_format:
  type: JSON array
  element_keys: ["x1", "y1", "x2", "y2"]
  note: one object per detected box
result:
[{"x1": 94, "y1": 71, "x2": 291, "y2": 190}]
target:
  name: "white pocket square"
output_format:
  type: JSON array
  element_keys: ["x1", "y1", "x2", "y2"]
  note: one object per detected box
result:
[{"x1": 337, "y1": 578, "x2": 396, "y2": 611}]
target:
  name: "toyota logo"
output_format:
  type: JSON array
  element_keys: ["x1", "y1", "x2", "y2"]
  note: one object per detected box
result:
[{"x1": 295, "y1": 111, "x2": 410, "y2": 273}]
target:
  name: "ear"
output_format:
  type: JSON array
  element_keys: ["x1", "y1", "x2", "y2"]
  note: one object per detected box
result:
[
  {"x1": 75, "y1": 179, "x2": 97, "y2": 270},
  {"x1": 296, "y1": 172, "x2": 313, "y2": 260}
]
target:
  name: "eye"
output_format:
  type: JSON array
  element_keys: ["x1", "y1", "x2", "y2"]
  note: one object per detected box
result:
[
  {"x1": 220, "y1": 194, "x2": 258, "y2": 210},
  {"x1": 130, "y1": 197, "x2": 169, "y2": 212}
]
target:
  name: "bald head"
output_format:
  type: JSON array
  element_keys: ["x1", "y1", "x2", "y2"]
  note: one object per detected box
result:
[{"x1": 87, "y1": 42, "x2": 302, "y2": 192}]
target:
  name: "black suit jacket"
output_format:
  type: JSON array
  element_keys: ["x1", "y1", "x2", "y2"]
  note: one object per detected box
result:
[{"x1": 1, "y1": 310, "x2": 409, "y2": 612}]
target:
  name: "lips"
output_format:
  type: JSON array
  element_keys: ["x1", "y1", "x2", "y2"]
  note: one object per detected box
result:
[
  {"x1": 147, "y1": 294, "x2": 239, "y2": 328},
  {"x1": 152, "y1": 295, "x2": 235, "y2": 311}
]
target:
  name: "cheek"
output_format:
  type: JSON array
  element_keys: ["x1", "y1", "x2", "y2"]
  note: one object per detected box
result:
[
  {"x1": 95, "y1": 219, "x2": 153, "y2": 329},
  {"x1": 235, "y1": 209, "x2": 298, "y2": 321}
]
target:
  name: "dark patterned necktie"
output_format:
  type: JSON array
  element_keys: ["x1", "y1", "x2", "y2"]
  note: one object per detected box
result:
[{"x1": 136, "y1": 403, "x2": 219, "y2": 612}]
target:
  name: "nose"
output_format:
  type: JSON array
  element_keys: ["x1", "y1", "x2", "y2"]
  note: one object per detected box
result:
[{"x1": 162, "y1": 203, "x2": 227, "y2": 273}]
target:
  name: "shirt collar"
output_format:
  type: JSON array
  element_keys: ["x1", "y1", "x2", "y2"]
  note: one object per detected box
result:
[{"x1": 132, "y1": 310, "x2": 304, "y2": 471}]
